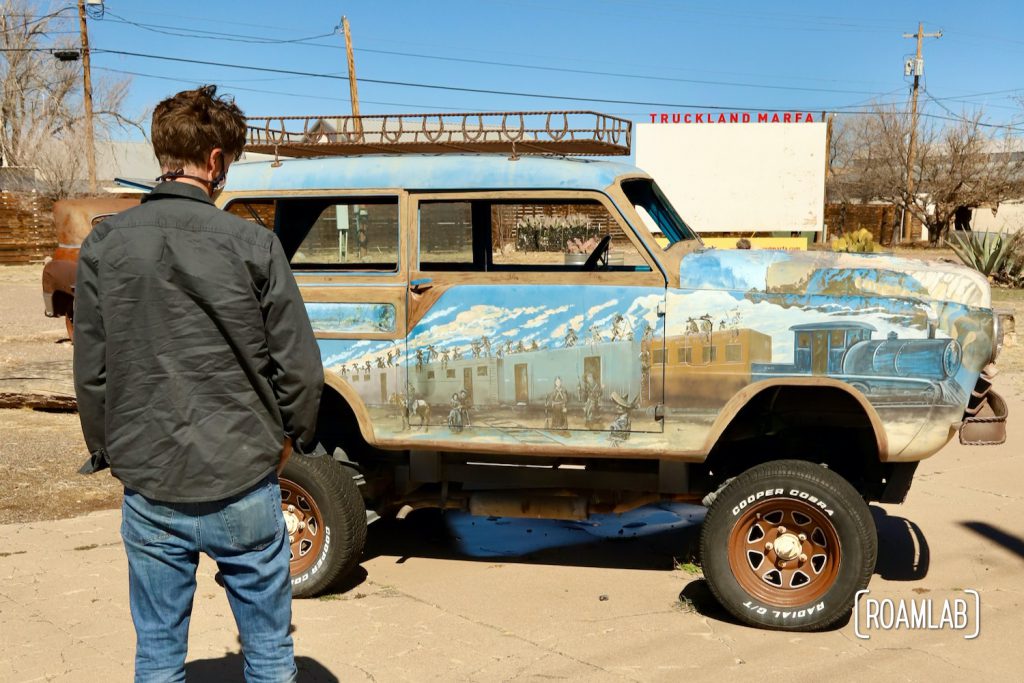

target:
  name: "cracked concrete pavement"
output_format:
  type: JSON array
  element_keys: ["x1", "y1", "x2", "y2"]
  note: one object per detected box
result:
[{"x1": 2, "y1": 402, "x2": 1023, "y2": 682}]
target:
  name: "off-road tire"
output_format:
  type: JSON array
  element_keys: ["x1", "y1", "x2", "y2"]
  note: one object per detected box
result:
[
  {"x1": 279, "y1": 454, "x2": 367, "y2": 598},
  {"x1": 700, "y1": 459, "x2": 876, "y2": 631}
]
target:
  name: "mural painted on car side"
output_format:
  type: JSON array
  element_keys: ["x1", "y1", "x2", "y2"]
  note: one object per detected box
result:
[
  {"x1": 311, "y1": 249, "x2": 991, "y2": 459},
  {"x1": 305, "y1": 302, "x2": 396, "y2": 334},
  {"x1": 663, "y1": 249, "x2": 990, "y2": 457},
  {"x1": 318, "y1": 285, "x2": 666, "y2": 449}
]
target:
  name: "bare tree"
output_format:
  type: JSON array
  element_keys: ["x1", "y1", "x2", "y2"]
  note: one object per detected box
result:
[
  {"x1": 1, "y1": 0, "x2": 140, "y2": 198},
  {"x1": 827, "y1": 103, "x2": 1024, "y2": 245},
  {"x1": 826, "y1": 104, "x2": 909, "y2": 242},
  {"x1": 911, "y1": 113, "x2": 1024, "y2": 244}
]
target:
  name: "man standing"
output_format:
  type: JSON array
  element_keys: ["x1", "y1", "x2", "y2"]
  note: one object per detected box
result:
[{"x1": 73, "y1": 85, "x2": 323, "y2": 682}]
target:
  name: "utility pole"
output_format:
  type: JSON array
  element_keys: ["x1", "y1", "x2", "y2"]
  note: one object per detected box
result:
[
  {"x1": 822, "y1": 112, "x2": 833, "y2": 244},
  {"x1": 77, "y1": 0, "x2": 98, "y2": 194},
  {"x1": 341, "y1": 16, "x2": 363, "y2": 137},
  {"x1": 900, "y1": 22, "x2": 941, "y2": 242}
]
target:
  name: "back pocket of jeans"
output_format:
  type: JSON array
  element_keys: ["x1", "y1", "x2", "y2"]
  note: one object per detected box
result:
[
  {"x1": 121, "y1": 491, "x2": 173, "y2": 546},
  {"x1": 220, "y1": 480, "x2": 282, "y2": 552}
]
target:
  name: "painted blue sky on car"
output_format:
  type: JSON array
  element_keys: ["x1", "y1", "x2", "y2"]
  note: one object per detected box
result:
[
  {"x1": 317, "y1": 276, "x2": 948, "y2": 374},
  {"x1": 678, "y1": 249, "x2": 989, "y2": 309},
  {"x1": 320, "y1": 285, "x2": 662, "y2": 372},
  {"x1": 315, "y1": 249, "x2": 993, "y2": 376}
]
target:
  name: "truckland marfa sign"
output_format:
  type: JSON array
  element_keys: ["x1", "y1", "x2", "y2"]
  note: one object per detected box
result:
[{"x1": 636, "y1": 118, "x2": 827, "y2": 234}]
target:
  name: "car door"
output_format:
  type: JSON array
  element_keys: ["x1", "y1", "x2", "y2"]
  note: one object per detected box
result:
[
  {"x1": 225, "y1": 192, "x2": 409, "y2": 441},
  {"x1": 405, "y1": 191, "x2": 667, "y2": 448}
]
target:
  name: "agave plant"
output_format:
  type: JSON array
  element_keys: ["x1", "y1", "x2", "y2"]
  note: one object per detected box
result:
[{"x1": 947, "y1": 230, "x2": 1023, "y2": 278}]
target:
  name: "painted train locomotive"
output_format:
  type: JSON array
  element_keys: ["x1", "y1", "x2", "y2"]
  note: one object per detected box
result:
[{"x1": 751, "y1": 322, "x2": 964, "y2": 407}]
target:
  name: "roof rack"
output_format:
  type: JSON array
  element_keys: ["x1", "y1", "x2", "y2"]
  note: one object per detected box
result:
[{"x1": 244, "y1": 110, "x2": 631, "y2": 158}]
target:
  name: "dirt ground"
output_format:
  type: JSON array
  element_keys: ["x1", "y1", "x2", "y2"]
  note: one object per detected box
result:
[
  {"x1": 0, "y1": 265, "x2": 122, "y2": 524},
  {"x1": 2, "y1": 402, "x2": 1023, "y2": 681}
]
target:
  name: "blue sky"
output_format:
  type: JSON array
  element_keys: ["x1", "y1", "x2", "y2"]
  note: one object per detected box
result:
[{"x1": 64, "y1": 0, "x2": 1022, "y2": 137}]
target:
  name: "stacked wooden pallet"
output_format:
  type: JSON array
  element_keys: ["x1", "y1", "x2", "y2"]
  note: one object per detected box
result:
[{"x1": 0, "y1": 191, "x2": 55, "y2": 265}]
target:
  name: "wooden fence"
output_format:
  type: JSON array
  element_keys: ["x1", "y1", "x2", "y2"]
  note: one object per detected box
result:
[
  {"x1": 825, "y1": 202, "x2": 923, "y2": 243},
  {"x1": 0, "y1": 192, "x2": 55, "y2": 265}
]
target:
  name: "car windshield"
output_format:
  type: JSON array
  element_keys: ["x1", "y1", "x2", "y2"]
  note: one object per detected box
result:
[{"x1": 621, "y1": 178, "x2": 698, "y2": 248}]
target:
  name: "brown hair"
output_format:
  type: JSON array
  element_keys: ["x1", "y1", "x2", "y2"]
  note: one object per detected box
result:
[{"x1": 151, "y1": 85, "x2": 247, "y2": 170}]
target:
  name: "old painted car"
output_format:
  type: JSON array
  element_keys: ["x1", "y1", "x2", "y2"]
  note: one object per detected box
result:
[{"x1": 62, "y1": 112, "x2": 1010, "y2": 631}]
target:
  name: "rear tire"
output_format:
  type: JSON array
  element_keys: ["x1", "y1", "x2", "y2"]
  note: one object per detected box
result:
[
  {"x1": 700, "y1": 459, "x2": 876, "y2": 631},
  {"x1": 279, "y1": 454, "x2": 367, "y2": 598}
]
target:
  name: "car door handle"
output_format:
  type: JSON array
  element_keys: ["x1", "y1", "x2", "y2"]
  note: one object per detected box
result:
[{"x1": 410, "y1": 277, "x2": 433, "y2": 293}]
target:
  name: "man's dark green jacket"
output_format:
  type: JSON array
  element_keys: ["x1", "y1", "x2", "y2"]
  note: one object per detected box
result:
[{"x1": 73, "y1": 181, "x2": 323, "y2": 502}]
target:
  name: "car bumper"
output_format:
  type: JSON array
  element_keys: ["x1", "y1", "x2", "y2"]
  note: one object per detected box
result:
[{"x1": 959, "y1": 366, "x2": 1007, "y2": 446}]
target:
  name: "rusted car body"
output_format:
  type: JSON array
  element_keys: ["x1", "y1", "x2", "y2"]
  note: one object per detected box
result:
[{"x1": 42, "y1": 198, "x2": 139, "y2": 334}]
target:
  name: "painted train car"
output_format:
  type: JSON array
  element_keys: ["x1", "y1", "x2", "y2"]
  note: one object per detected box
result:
[{"x1": 751, "y1": 322, "x2": 965, "y2": 406}]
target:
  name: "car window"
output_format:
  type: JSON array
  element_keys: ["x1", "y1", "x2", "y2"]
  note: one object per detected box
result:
[
  {"x1": 417, "y1": 197, "x2": 650, "y2": 272},
  {"x1": 276, "y1": 197, "x2": 400, "y2": 271},
  {"x1": 492, "y1": 199, "x2": 648, "y2": 270},
  {"x1": 226, "y1": 199, "x2": 276, "y2": 229},
  {"x1": 419, "y1": 202, "x2": 475, "y2": 270},
  {"x1": 621, "y1": 178, "x2": 698, "y2": 248}
]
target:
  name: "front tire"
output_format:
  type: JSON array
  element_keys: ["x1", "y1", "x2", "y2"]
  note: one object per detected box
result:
[
  {"x1": 279, "y1": 454, "x2": 367, "y2": 597},
  {"x1": 700, "y1": 460, "x2": 876, "y2": 631}
]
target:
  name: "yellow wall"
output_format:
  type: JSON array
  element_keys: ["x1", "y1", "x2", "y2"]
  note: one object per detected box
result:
[{"x1": 700, "y1": 237, "x2": 809, "y2": 251}]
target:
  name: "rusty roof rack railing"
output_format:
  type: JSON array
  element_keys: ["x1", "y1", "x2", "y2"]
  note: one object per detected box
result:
[{"x1": 244, "y1": 110, "x2": 631, "y2": 158}]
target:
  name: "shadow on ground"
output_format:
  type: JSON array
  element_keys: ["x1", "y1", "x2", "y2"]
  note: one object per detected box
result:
[
  {"x1": 185, "y1": 653, "x2": 339, "y2": 682},
  {"x1": 871, "y1": 505, "x2": 930, "y2": 581},
  {"x1": 319, "y1": 503, "x2": 931, "y2": 631},
  {"x1": 961, "y1": 520, "x2": 1024, "y2": 560},
  {"x1": 676, "y1": 579, "x2": 740, "y2": 625},
  {"x1": 360, "y1": 503, "x2": 706, "y2": 573},
  {"x1": 356, "y1": 504, "x2": 930, "y2": 579}
]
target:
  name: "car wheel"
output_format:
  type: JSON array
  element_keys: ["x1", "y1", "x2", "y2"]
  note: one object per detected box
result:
[
  {"x1": 700, "y1": 459, "x2": 876, "y2": 631},
  {"x1": 279, "y1": 454, "x2": 367, "y2": 598}
]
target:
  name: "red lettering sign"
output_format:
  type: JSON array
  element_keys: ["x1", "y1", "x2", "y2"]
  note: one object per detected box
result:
[{"x1": 647, "y1": 112, "x2": 818, "y2": 123}]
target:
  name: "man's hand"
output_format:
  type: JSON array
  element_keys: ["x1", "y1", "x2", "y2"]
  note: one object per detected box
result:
[{"x1": 277, "y1": 437, "x2": 293, "y2": 476}]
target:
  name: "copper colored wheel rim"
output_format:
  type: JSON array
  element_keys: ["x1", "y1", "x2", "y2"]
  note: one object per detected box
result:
[
  {"x1": 280, "y1": 478, "x2": 325, "y2": 575},
  {"x1": 727, "y1": 499, "x2": 842, "y2": 607}
]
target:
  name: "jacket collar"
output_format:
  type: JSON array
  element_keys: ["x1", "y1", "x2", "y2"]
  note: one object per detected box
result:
[{"x1": 142, "y1": 181, "x2": 215, "y2": 206}]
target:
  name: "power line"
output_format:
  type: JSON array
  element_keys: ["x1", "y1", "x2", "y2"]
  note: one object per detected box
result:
[
  {"x1": 594, "y1": 0, "x2": 912, "y2": 32},
  {"x1": 93, "y1": 63, "x2": 907, "y2": 116},
  {"x1": 351, "y1": 47, "x2": 891, "y2": 96},
  {"x1": 89, "y1": 47, "x2": 913, "y2": 114},
  {"x1": 922, "y1": 87, "x2": 1024, "y2": 126},
  {"x1": 95, "y1": 13, "x2": 901, "y2": 97},
  {"x1": 92, "y1": 66, "x2": 474, "y2": 112},
  {"x1": 91, "y1": 48, "x2": 1024, "y2": 131},
  {"x1": 99, "y1": 11, "x2": 336, "y2": 45},
  {"x1": 94, "y1": 10, "x2": 1024, "y2": 104},
  {"x1": 9, "y1": 44, "x2": 1023, "y2": 130},
  {"x1": 491, "y1": 0, "x2": 902, "y2": 35}
]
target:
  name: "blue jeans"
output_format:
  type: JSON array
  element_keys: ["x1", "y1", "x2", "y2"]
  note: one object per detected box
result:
[{"x1": 121, "y1": 472, "x2": 296, "y2": 683}]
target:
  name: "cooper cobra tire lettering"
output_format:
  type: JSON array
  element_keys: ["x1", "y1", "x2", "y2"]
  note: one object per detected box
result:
[{"x1": 731, "y1": 487, "x2": 832, "y2": 517}]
